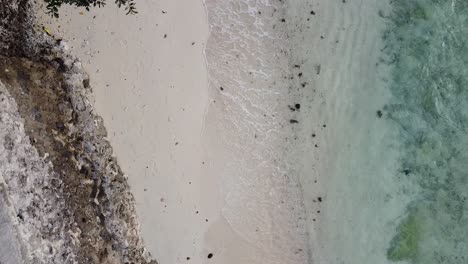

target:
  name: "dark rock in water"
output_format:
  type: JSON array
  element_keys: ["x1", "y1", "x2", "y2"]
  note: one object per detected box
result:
[{"x1": 377, "y1": 110, "x2": 383, "y2": 118}]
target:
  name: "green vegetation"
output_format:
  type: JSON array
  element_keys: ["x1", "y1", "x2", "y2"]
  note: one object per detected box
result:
[
  {"x1": 387, "y1": 210, "x2": 423, "y2": 262},
  {"x1": 382, "y1": 0, "x2": 468, "y2": 263},
  {"x1": 44, "y1": 0, "x2": 137, "y2": 17}
]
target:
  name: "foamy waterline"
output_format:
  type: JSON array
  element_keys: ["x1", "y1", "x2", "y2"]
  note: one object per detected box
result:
[
  {"x1": 202, "y1": 0, "x2": 403, "y2": 263},
  {"x1": 202, "y1": 0, "x2": 309, "y2": 263}
]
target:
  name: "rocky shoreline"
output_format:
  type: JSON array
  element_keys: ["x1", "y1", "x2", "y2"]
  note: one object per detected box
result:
[{"x1": 0, "y1": 1, "x2": 156, "y2": 263}]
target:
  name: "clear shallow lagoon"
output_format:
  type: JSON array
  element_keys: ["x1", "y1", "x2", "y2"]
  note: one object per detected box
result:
[
  {"x1": 204, "y1": 0, "x2": 467, "y2": 263},
  {"x1": 382, "y1": 1, "x2": 468, "y2": 263},
  {"x1": 283, "y1": 0, "x2": 468, "y2": 263},
  {"x1": 294, "y1": 0, "x2": 468, "y2": 263}
]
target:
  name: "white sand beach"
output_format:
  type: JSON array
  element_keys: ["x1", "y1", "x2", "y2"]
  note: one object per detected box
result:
[
  {"x1": 37, "y1": 0, "x2": 311, "y2": 263},
  {"x1": 1, "y1": 0, "x2": 466, "y2": 262},
  {"x1": 36, "y1": 0, "x2": 397, "y2": 264},
  {"x1": 37, "y1": 1, "x2": 212, "y2": 263}
]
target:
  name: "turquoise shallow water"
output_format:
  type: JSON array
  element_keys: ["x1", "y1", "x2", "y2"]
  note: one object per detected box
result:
[
  {"x1": 284, "y1": 0, "x2": 468, "y2": 263},
  {"x1": 203, "y1": 0, "x2": 468, "y2": 262},
  {"x1": 383, "y1": 0, "x2": 468, "y2": 263}
]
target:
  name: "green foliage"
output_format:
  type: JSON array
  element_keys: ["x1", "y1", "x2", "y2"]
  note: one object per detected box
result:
[
  {"x1": 44, "y1": 0, "x2": 137, "y2": 17},
  {"x1": 382, "y1": 0, "x2": 468, "y2": 262},
  {"x1": 387, "y1": 210, "x2": 423, "y2": 262}
]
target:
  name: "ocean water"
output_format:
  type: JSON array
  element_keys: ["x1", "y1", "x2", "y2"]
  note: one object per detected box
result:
[
  {"x1": 204, "y1": 0, "x2": 467, "y2": 263},
  {"x1": 283, "y1": 0, "x2": 407, "y2": 263},
  {"x1": 292, "y1": 0, "x2": 468, "y2": 263},
  {"x1": 382, "y1": 1, "x2": 468, "y2": 263}
]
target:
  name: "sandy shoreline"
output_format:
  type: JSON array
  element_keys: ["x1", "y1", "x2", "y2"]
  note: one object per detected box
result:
[
  {"x1": 37, "y1": 1, "x2": 212, "y2": 263},
  {"x1": 2, "y1": 0, "x2": 465, "y2": 263},
  {"x1": 35, "y1": 0, "x2": 393, "y2": 263},
  {"x1": 37, "y1": 0, "x2": 311, "y2": 263}
]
